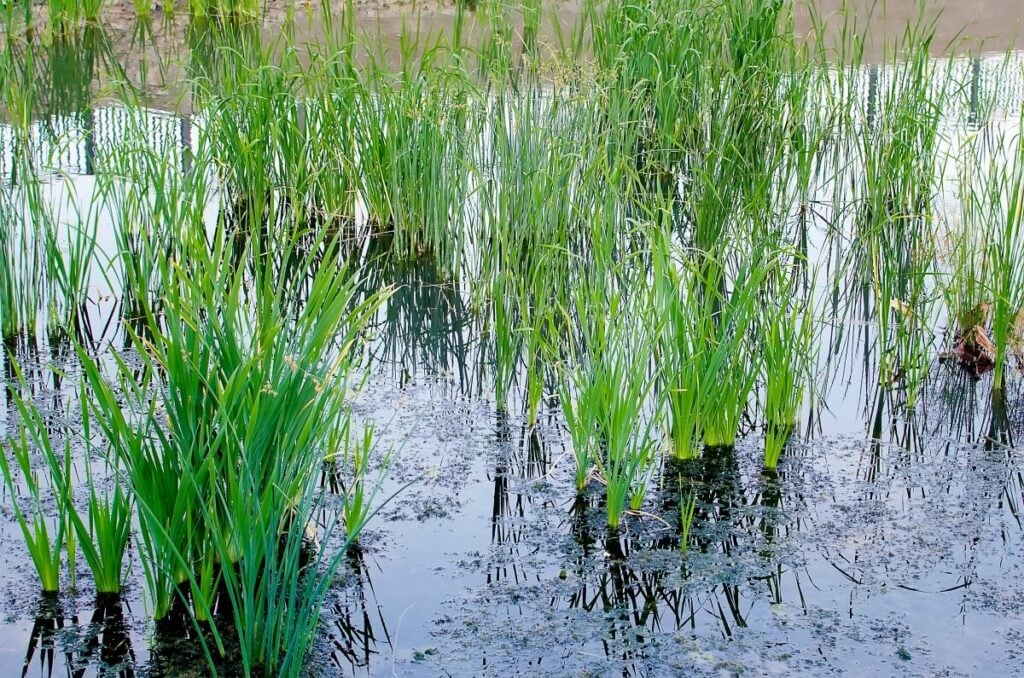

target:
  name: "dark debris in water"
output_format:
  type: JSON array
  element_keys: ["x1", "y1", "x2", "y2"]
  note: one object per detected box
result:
[{"x1": 3, "y1": 295, "x2": 1024, "y2": 678}]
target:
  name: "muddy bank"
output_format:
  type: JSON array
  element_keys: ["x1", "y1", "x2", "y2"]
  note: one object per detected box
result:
[{"x1": 1, "y1": 0, "x2": 1022, "y2": 116}]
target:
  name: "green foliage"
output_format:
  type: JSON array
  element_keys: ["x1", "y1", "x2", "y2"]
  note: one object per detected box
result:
[
  {"x1": 4, "y1": 0, "x2": 1024, "y2": 671},
  {"x1": 762, "y1": 259, "x2": 816, "y2": 469},
  {"x1": 680, "y1": 489, "x2": 697, "y2": 552},
  {"x1": 655, "y1": 232, "x2": 774, "y2": 456},
  {"x1": 1, "y1": 417, "x2": 68, "y2": 594},
  {"x1": 75, "y1": 207, "x2": 388, "y2": 672},
  {"x1": 7, "y1": 386, "x2": 133, "y2": 594},
  {"x1": 328, "y1": 421, "x2": 389, "y2": 541},
  {"x1": 355, "y1": 42, "x2": 475, "y2": 270},
  {"x1": 980, "y1": 134, "x2": 1024, "y2": 392},
  {"x1": 845, "y1": 25, "x2": 947, "y2": 402}
]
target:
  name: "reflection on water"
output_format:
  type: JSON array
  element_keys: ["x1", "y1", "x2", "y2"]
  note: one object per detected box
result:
[
  {"x1": 20, "y1": 593, "x2": 137, "y2": 677},
  {"x1": 23, "y1": 594, "x2": 71, "y2": 678},
  {"x1": 3, "y1": 21, "x2": 1024, "y2": 678},
  {"x1": 326, "y1": 549, "x2": 393, "y2": 672},
  {"x1": 74, "y1": 595, "x2": 137, "y2": 677},
  {"x1": 488, "y1": 410, "x2": 554, "y2": 586},
  {"x1": 355, "y1": 240, "x2": 478, "y2": 394},
  {"x1": 528, "y1": 449, "x2": 805, "y2": 673}
]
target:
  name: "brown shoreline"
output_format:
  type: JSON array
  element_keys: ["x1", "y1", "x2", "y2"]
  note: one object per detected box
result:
[{"x1": 1, "y1": 0, "x2": 1022, "y2": 116}]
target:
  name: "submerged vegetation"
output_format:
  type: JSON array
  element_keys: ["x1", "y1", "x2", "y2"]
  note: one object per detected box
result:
[{"x1": 1, "y1": 0, "x2": 1024, "y2": 674}]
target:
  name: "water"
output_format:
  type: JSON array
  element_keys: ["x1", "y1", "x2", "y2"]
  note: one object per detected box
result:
[{"x1": 2, "y1": 14, "x2": 1024, "y2": 677}]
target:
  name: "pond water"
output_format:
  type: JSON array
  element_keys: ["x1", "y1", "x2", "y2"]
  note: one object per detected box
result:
[{"x1": 2, "y1": 7, "x2": 1024, "y2": 678}]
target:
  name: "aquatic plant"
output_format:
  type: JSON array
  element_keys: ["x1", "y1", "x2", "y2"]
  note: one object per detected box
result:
[
  {"x1": 559, "y1": 322, "x2": 657, "y2": 529},
  {"x1": 592, "y1": 325, "x2": 657, "y2": 529},
  {"x1": 589, "y1": 0, "x2": 706, "y2": 173},
  {"x1": 355, "y1": 39, "x2": 475, "y2": 270},
  {"x1": 941, "y1": 180, "x2": 989, "y2": 352},
  {"x1": 762, "y1": 301, "x2": 815, "y2": 467},
  {"x1": 0, "y1": 421, "x2": 69, "y2": 593},
  {"x1": 654, "y1": 230, "x2": 772, "y2": 456},
  {"x1": 474, "y1": 87, "x2": 592, "y2": 415},
  {"x1": 46, "y1": 0, "x2": 93, "y2": 34},
  {"x1": 3, "y1": 1, "x2": 1024, "y2": 671},
  {"x1": 76, "y1": 211, "x2": 389, "y2": 674},
  {"x1": 555, "y1": 232, "x2": 660, "y2": 528},
  {"x1": 0, "y1": 158, "x2": 100, "y2": 343},
  {"x1": 652, "y1": 231, "x2": 704, "y2": 460},
  {"x1": 328, "y1": 421, "x2": 390, "y2": 542},
  {"x1": 679, "y1": 489, "x2": 697, "y2": 553},
  {"x1": 8, "y1": 385, "x2": 132, "y2": 595},
  {"x1": 983, "y1": 137, "x2": 1024, "y2": 393},
  {"x1": 189, "y1": 0, "x2": 259, "y2": 20},
  {"x1": 557, "y1": 263, "x2": 621, "y2": 494},
  {"x1": 697, "y1": 261, "x2": 769, "y2": 449},
  {"x1": 0, "y1": 47, "x2": 47, "y2": 342},
  {"x1": 849, "y1": 24, "x2": 947, "y2": 397},
  {"x1": 0, "y1": 183, "x2": 42, "y2": 342},
  {"x1": 521, "y1": 285, "x2": 554, "y2": 427},
  {"x1": 69, "y1": 453, "x2": 132, "y2": 596},
  {"x1": 94, "y1": 125, "x2": 209, "y2": 322},
  {"x1": 945, "y1": 116, "x2": 1024, "y2": 391},
  {"x1": 761, "y1": 248, "x2": 816, "y2": 469},
  {"x1": 43, "y1": 187, "x2": 101, "y2": 340},
  {"x1": 558, "y1": 364, "x2": 601, "y2": 493}
]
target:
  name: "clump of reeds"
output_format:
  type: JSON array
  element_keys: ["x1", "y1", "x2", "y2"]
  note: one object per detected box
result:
[
  {"x1": 848, "y1": 25, "x2": 947, "y2": 401},
  {"x1": 0, "y1": 45, "x2": 46, "y2": 343},
  {"x1": 653, "y1": 228, "x2": 773, "y2": 458},
  {"x1": 355, "y1": 37, "x2": 476, "y2": 270},
  {"x1": 1, "y1": 380, "x2": 132, "y2": 595},
  {"x1": 556, "y1": 243, "x2": 659, "y2": 528},
  {"x1": 761, "y1": 253, "x2": 816, "y2": 469},
  {"x1": 93, "y1": 125, "x2": 206, "y2": 324},
  {"x1": 75, "y1": 209, "x2": 388, "y2": 674},
  {"x1": 954, "y1": 127, "x2": 1024, "y2": 393},
  {"x1": 474, "y1": 86, "x2": 596, "y2": 418},
  {"x1": 0, "y1": 424, "x2": 69, "y2": 593},
  {"x1": 325, "y1": 420, "x2": 391, "y2": 543}
]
